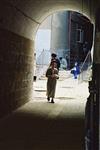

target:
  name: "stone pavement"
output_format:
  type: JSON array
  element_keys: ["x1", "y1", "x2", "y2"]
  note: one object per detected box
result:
[
  {"x1": 34, "y1": 70, "x2": 89, "y2": 102},
  {"x1": 0, "y1": 70, "x2": 89, "y2": 150}
]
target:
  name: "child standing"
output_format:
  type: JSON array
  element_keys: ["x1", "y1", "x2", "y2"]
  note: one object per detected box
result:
[{"x1": 46, "y1": 60, "x2": 59, "y2": 103}]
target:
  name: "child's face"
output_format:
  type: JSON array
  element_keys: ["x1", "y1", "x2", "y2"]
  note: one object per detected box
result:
[{"x1": 52, "y1": 62, "x2": 57, "y2": 68}]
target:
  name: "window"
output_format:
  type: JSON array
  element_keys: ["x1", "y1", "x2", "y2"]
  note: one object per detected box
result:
[{"x1": 76, "y1": 29, "x2": 84, "y2": 43}]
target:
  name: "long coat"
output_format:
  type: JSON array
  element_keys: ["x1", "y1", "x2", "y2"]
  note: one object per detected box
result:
[{"x1": 46, "y1": 67, "x2": 59, "y2": 98}]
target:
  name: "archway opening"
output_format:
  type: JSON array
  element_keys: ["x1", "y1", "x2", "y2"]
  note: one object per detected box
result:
[{"x1": 34, "y1": 10, "x2": 93, "y2": 102}]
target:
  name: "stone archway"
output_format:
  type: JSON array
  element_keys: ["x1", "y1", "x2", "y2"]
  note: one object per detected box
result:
[{"x1": 0, "y1": 0, "x2": 96, "y2": 117}]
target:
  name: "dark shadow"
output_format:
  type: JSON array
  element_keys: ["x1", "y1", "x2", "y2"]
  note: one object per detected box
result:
[
  {"x1": 56, "y1": 97, "x2": 75, "y2": 100},
  {"x1": 34, "y1": 89, "x2": 46, "y2": 92},
  {"x1": 0, "y1": 101, "x2": 85, "y2": 150}
]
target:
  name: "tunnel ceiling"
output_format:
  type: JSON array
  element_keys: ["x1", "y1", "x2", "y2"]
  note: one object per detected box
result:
[
  {"x1": 0, "y1": 0, "x2": 96, "y2": 39},
  {"x1": 8, "y1": 0, "x2": 95, "y2": 23}
]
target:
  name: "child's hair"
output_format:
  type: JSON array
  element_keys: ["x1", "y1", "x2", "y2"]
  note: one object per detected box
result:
[{"x1": 51, "y1": 53, "x2": 57, "y2": 57}]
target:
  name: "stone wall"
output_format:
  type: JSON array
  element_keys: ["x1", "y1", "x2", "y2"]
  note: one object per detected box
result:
[{"x1": 0, "y1": 28, "x2": 34, "y2": 117}]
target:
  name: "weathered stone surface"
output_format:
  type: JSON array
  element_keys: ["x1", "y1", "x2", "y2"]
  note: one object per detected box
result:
[{"x1": 0, "y1": 28, "x2": 34, "y2": 117}]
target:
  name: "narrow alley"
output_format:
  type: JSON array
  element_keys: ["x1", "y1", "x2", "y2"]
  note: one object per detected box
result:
[
  {"x1": 0, "y1": 0, "x2": 99, "y2": 149},
  {"x1": 0, "y1": 70, "x2": 89, "y2": 150}
]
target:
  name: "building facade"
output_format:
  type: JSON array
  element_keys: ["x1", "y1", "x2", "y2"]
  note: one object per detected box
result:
[{"x1": 50, "y1": 11, "x2": 93, "y2": 69}]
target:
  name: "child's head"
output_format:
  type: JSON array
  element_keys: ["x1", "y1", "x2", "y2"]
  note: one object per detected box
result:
[
  {"x1": 75, "y1": 62, "x2": 78, "y2": 66},
  {"x1": 51, "y1": 53, "x2": 57, "y2": 59},
  {"x1": 50, "y1": 60, "x2": 57, "y2": 68}
]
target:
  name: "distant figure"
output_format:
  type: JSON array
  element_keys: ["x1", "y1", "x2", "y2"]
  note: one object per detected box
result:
[
  {"x1": 51, "y1": 53, "x2": 60, "y2": 71},
  {"x1": 66, "y1": 55, "x2": 70, "y2": 69},
  {"x1": 59, "y1": 57, "x2": 67, "y2": 70},
  {"x1": 46, "y1": 60, "x2": 59, "y2": 103},
  {"x1": 71, "y1": 62, "x2": 80, "y2": 79}
]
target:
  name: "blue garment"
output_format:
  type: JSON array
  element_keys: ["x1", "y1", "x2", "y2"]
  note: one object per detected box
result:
[{"x1": 71, "y1": 65, "x2": 80, "y2": 79}]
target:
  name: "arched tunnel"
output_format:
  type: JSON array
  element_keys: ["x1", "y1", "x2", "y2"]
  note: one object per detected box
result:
[{"x1": 0, "y1": 0, "x2": 100, "y2": 149}]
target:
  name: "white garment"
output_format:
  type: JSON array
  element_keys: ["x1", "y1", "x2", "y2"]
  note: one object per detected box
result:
[{"x1": 60, "y1": 58, "x2": 67, "y2": 69}]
